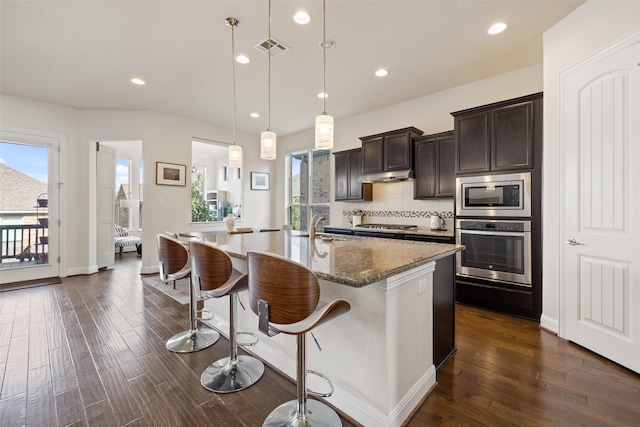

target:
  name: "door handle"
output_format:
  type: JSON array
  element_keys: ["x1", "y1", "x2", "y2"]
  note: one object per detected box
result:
[{"x1": 566, "y1": 238, "x2": 584, "y2": 246}]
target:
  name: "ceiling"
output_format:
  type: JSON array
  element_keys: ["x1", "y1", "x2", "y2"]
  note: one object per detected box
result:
[{"x1": 0, "y1": 1, "x2": 583, "y2": 138}]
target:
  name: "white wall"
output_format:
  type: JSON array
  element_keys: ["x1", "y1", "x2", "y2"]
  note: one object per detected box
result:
[
  {"x1": 81, "y1": 110, "x2": 274, "y2": 274},
  {"x1": 275, "y1": 64, "x2": 544, "y2": 228},
  {"x1": 541, "y1": 0, "x2": 640, "y2": 332},
  {"x1": 0, "y1": 95, "x2": 275, "y2": 275}
]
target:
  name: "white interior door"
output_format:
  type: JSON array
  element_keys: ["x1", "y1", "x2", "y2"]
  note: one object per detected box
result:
[
  {"x1": 0, "y1": 130, "x2": 60, "y2": 284},
  {"x1": 96, "y1": 142, "x2": 116, "y2": 268},
  {"x1": 562, "y1": 36, "x2": 640, "y2": 373}
]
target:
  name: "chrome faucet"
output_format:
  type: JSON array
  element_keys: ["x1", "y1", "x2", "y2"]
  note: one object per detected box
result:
[{"x1": 309, "y1": 214, "x2": 327, "y2": 240}]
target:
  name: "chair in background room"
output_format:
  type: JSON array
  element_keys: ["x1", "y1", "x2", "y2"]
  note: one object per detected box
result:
[
  {"x1": 157, "y1": 234, "x2": 219, "y2": 353},
  {"x1": 115, "y1": 224, "x2": 141, "y2": 256},
  {"x1": 189, "y1": 240, "x2": 264, "y2": 392},
  {"x1": 247, "y1": 250, "x2": 351, "y2": 426}
]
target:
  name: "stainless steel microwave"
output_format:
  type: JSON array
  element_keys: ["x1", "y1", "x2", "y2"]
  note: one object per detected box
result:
[{"x1": 456, "y1": 172, "x2": 531, "y2": 217}]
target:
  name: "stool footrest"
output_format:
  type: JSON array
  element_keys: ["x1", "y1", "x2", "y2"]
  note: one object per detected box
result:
[
  {"x1": 197, "y1": 309, "x2": 214, "y2": 321},
  {"x1": 306, "y1": 369, "x2": 334, "y2": 398},
  {"x1": 236, "y1": 331, "x2": 259, "y2": 347}
]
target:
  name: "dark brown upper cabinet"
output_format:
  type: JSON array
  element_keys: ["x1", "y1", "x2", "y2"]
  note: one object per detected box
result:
[
  {"x1": 452, "y1": 93, "x2": 542, "y2": 175},
  {"x1": 360, "y1": 127, "x2": 423, "y2": 174},
  {"x1": 414, "y1": 131, "x2": 455, "y2": 199},
  {"x1": 334, "y1": 148, "x2": 372, "y2": 201}
]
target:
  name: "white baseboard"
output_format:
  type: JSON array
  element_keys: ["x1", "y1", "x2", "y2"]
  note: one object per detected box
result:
[
  {"x1": 540, "y1": 314, "x2": 559, "y2": 334},
  {"x1": 140, "y1": 265, "x2": 159, "y2": 275},
  {"x1": 324, "y1": 366, "x2": 436, "y2": 427},
  {"x1": 65, "y1": 265, "x2": 98, "y2": 276}
]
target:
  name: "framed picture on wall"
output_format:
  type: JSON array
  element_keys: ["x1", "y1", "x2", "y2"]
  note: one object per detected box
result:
[
  {"x1": 156, "y1": 162, "x2": 186, "y2": 186},
  {"x1": 251, "y1": 172, "x2": 270, "y2": 190}
]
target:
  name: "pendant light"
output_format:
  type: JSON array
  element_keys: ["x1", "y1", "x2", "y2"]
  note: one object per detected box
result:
[
  {"x1": 260, "y1": 0, "x2": 276, "y2": 160},
  {"x1": 227, "y1": 17, "x2": 243, "y2": 168},
  {"x1": 315, "y1": 0, "x2": 333, "y2": 150}
]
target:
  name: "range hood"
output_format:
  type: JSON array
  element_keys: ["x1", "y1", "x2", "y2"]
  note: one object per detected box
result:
[{"x1": 358, "y1": 169, "x2": 414, "y2": 183}]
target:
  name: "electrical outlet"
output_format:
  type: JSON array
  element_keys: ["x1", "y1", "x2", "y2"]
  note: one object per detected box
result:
[
  {"x1": 159, "y1": 197, "x2": 164, "y2": 205},
  {"x1": 418, "y1": 279, "x2": 427, "y2": 294}
]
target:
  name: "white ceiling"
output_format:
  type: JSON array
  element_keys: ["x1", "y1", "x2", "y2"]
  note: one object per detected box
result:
[{"x1": 0, "y1": 1, "x2": 583, "y2": 138}]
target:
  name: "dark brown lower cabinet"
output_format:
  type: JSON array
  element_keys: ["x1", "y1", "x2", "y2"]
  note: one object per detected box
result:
[{"x1": 433, "y1": 255, "x2": 456, "y2": 369}]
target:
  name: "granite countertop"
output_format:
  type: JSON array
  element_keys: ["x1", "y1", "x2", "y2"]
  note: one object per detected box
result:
[
  {"x1": 324, "y1": 225, "x2": 455, "y2": 238},
  {"x1": 204, "y1": 229, "x2": 463, "y2": 288}
]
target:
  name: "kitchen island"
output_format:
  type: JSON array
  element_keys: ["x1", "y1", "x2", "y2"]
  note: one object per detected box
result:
[{"x1": 201, "y1": 229, "x2": 463, "y2": 427}]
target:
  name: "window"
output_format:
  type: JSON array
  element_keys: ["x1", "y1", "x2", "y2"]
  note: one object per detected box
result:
[
  {"x1": 191, "y1": 139, "x2": 243, "y2": 223},
  {"x1": 288, "y1": 149, "x2": 330, "y2": 231},
  {"x1": 138, "y1": 160, "x2": 143, "y2": 229},
  {"x1": 115, "y1": 158, "x2": 131, "y2": 228},
  {"x1": 191, "y1": 165, "x2": 212, "y2": 222}
]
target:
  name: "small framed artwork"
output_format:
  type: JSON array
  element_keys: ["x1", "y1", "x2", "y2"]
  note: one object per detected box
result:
[
  {"x1": 251, "y1": 172, "x2": 270, "y2": 190},
  {"x1": 156, "y1": 162, "x2": 186, "y2": 186}
]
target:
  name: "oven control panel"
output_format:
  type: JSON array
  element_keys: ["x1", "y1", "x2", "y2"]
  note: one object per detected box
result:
[{"x1": 456, "y1": 220, "x2": 531, "y2": 232}]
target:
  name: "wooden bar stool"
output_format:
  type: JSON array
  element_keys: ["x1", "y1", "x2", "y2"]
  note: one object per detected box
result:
[
  {"x1": 247, "y1": 250, "x2": 351, "y2": 426},
  {"x1": 157, "y1": 234, "x2": 220, "y2": 353},
  {"x1": 190, "y1": 241, "x2": 265, "y2": 393}
]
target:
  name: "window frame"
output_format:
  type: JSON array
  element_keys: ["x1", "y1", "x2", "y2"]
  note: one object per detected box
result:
[{"x1": 286, "y1": 148, "x2": 330, "y2": 231}]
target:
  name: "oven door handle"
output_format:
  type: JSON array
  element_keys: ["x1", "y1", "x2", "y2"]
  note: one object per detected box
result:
[{"x1": 457, "y1": 229, "x2": 530, "y2": 237}]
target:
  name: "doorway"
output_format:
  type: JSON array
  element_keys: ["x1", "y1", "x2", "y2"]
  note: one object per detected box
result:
[
  {"x1": 0, "y1": 130, "x2": 62, "y2": 284},
  {"x1": 96, "y1": 140, "x2": 143, "y2": 269}
]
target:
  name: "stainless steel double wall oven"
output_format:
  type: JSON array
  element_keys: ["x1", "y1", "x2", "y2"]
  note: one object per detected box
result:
[{"x1": 455, "y1": 172, "x2": 532, "y2": 287}]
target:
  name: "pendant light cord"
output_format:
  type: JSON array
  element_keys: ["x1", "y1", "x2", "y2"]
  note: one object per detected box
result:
[
  {"x1": 231, "y1": 19, "x2": 238, "y2": 144},
  {"x1": 322, "y1": 0, "x2": 327, "y2": 115},
  {"x1": 268, "y1": 0, "x2": 272, "y2": 131}
]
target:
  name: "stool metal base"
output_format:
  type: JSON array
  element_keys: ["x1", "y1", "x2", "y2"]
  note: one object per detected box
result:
[
  {"x1": 166, "y1": 327, "x2": 219, "y2": 353},
  {"x1": 200, "y1": 355, "x2": 265, "y2": 393},
  {"x1": 263, "y1": 399, "x2": 341, "y2": 427}
]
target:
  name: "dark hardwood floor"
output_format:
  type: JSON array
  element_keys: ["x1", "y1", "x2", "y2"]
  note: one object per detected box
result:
[{"x1": 1, "y1": 253, "x2": 639, "y2": 426}]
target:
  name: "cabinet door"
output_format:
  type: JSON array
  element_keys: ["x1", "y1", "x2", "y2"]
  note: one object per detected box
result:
[
  {"x1": 491, "y1": 101, "x2": 534, "y2": 171},
  {"x1": 436, "y1": 134, "x2": 455, "y2": 197},
  {"x1": 385, "y1": 133, "x2": 412, "y2": 171},
  {"x1": 361, "y1": 136, "x2": 384, "y2": 174},
  {"x1": 455, "y1": 111, "x2": 491, "y2": 174},
  {"x1": 348, "y1": 150, "x2": 364, "y2": 199},
  {"x1": 414, "y1": 137, "x2": 437, "y2": 198},
  {"x1": 334, "y1": 152, "x2": 349, "y2": 201}
]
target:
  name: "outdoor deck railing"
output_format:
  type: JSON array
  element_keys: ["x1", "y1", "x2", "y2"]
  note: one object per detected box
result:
[{"x1": 1, "y1": 224, "x2": 49, "y2": 262}]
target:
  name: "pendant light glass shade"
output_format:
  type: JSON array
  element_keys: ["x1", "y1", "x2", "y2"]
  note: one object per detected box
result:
[
  {"x1": 315, "y1": 0, "x2": 333, "y2": 150},
  {"x1": 226, "y1": 17, "x2": 243, "y2": 168},
  {"x1": 260, "y1": 130, "x2": 276, "y2": 159},
  {"x1": 228, "y1": 144, "x2": 243, "y2": 168},
  {"x1": 315, "y1": 113, "x2": 334, "y2": 149}
]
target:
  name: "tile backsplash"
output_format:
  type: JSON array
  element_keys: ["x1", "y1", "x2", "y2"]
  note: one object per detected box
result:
[{"x1": 336, "y1": 180, "x2": 454, "y2": 228}]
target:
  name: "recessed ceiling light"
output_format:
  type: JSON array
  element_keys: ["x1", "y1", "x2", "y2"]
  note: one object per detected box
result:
[
  {"x1": 317, "y1": 92, "x2": 328, "y2": 99},
  {"x1": 236, "y1": 55, "x2": 250, "y2": 64},
  {"x1": 319, "y1": 39, "x2": 336, "y2": 50},
  {"x1": 488, "y1": 22, "x2": 507, "y2": 35},
  {"x1": 294, "y1": 11, "x2": 311, "y2": 25},
  {"x1": 250, "y1": 112, "x2": 260, "y2": 118},
  {"x1": 130, "y1": 78, "x2": 145, "y2": 85},
  {"x1": 375, "y1": 68, "x2": 389, "y2": 77}
]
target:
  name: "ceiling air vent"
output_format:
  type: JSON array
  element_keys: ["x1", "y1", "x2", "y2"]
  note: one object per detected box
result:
[{"x1": 254, "y1": 38, "x2": 289, "y2": 57}]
